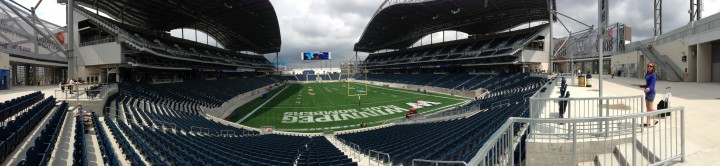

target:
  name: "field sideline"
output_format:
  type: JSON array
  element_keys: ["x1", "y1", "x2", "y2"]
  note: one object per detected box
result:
[{"x1": 225, "y1": 82, "x2": 469, "y2": 132}]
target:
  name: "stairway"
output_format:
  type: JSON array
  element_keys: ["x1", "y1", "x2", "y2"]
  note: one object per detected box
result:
[
  {"x1": 636, "y1": 44, "x2": 683, "y2": 81},
  {"x1": 594, "y1": 132, "x2": 680, "y2": 166}
]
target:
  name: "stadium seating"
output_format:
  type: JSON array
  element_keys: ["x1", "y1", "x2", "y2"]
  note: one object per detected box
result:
[
  {"x1": 119, "y1": 77, "x2": 278, "y2": 109},
  {"x1": 18, "y1": 101, "x2": 68, "y2": 166},
  {"x1": 308, "y1": 75, "x2": 318, "y2": 81},
  {"x1": 73, "y1": 6, "x2": 272, "y2": 69},
  {"x1": 103, "y1": 116, "x2": 150, "y2": 166},
  {"x1": 319, "y1": 74, "x2": 332, "y2": 81},
  {"x1": 354, "y1": 73, "x2": 529, "y2": 91},
  {"x1": 282, "y1": 75, "x2": 299, "y2": 81},
  {"x1": 73, "y1": 114, "x2": 88, "y2": 166},
  {"x1": 362, "y1": 25, "x2": 545, "y2": 68},
  {"x1": 329, "y1": 73, "x2": 341, "y2": 80},
  {"x1": 92, "y1": 113, "x2": 121, "y2": 166},
  {"x1": 0, "y1": 95, "x2": 55, "y2": 163},
  {"x1": 108, "y1": 78, "x2": 359, "y2": 165},
  {"x1": 117, "y1": 94, "x2": 256, "y2": 135},
  {"x1": 1, "y1": 91, "x2": 44, "y2": 125},
  {"x1": 336, "y1": 76, "x2": 545, "y2": 165}
]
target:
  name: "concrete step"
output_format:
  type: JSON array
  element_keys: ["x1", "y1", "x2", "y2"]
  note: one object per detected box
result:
[
  {"x1": 50, "y1": 107, "x2": 76, "y2": 166},
  {"x1": 635, "y1": 120, "x2": 681, "y2": 162},
  {"x1": 595, "y1": 153, "x2": 623, "y2": 166},
  {"x1": 614, "y1": 142, "x2": 657, "y2": 166}
]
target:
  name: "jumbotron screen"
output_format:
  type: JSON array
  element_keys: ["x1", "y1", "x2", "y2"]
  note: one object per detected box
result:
[{"x1": 301, "y1": 52, "x2": 331, "y2": 60}]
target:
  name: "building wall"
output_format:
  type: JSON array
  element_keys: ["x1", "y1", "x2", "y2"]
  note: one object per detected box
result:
[
  {"x1": 611, "y1": 51, "x2": 641, "y2": 78},
  {"x1": 77, "y1": 42, "x2": 122, "y2": 66},
  {"x1": 654, "y1": 40, "x2": 689, "y2": 79},
  {"x1": 697, "y1": 43, "x2": 712, "y2": 82},
  {"x1": 0, "y1": 53, "x2": 9, "y2": 70},
  {"x1": 712, "y1": 42, "x2": 720, "y2": 82},
  {"x1": 687, "y1": 46, "x2": 697, "y2": 82}
]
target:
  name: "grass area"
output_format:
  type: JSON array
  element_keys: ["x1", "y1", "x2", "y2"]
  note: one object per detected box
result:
[{"x1": 227, "y1": 82, "x2": 468, "y2": 132}]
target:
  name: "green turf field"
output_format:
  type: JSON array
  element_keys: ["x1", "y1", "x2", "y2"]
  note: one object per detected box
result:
[{"x1": 225, "y1": 82, "x2": 469, "y2": 132}]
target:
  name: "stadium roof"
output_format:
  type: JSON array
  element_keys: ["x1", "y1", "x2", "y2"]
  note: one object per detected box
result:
[
  {"x1": 354, "y1": 0, "x2": 555, "y2": 52},
  {"x1": 75, "y1": 0, "x2": 281, "y2": 54}
]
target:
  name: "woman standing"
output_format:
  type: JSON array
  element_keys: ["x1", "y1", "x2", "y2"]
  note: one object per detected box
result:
[{"x1": 644, "y1": 63, "x2": 659, "y2": 126}]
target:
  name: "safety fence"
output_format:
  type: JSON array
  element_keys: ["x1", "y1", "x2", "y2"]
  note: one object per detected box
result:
[{"x1": 468, "y1": 107, "x2": 685, "y2": 166}]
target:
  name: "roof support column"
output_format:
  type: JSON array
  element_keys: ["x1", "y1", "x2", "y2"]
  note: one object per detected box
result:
[
  {"x1": 275, "y1": 52, "x2": 279, "y2": 75},
  {"x1": 66, "y1": 0, "x2": 76, "y2": 80},
  {"x1": 548, "y1": 0, "x2": 554, "y2": 74}
]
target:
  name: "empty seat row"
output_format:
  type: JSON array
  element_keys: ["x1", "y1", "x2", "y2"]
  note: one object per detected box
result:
[
  {"x1": 92, "y1": 113, "x2": 121, "y2": 166},
  {"x1": 73, "y1": 114, "x2": 87, "y2": 166},
  {"x1": 336, "y1": 76, "x2": 546, "y2": 165},
  {"x1": 1, "y1": 91, "x2": 44, "y2": 125},
  {"x1": 19, "y1": 101, "x2": 68, "y2": 166},
  {"x1": 103, "y1": 116, "x2": 147, "y2": 166},
  {"x1": 0, "y1": 96, "x2": 55, "y2": 163}
]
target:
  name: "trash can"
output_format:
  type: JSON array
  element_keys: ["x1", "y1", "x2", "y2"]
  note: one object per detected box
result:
[
  {"x1": 578, "y1": 75, "x2": 586, "y2": 87},
  {"x1": 585, "y1": 73, "x2": 592, "y2": 87}
]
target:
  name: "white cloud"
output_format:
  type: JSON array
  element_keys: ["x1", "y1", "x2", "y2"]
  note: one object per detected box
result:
[{"x1": 16, "y1": 1, "x2": 66, "y2": 26}]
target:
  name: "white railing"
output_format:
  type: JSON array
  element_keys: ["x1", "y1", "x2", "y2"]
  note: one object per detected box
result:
[
  {"x1": 190, "y1": 126, "x2": 210, "y2": 135},
  {"x1": 412, "y1": 159, "x2": 467, "y2": 166},
  {"x1": 530, "y1": 95, "x2": 645, "y2": 119},
  {"x1": 99, "y1": 83, "x2": 118, "y2": 99},
  {"x1": 336, "y1": 138, "x2": 362, "y2": 159},
  {"x1": 79, "y1": 36, "x2": 115, "y2": 47},
  {"x1": 369, "y1": 150, "x2": 392, "y2": 166},
  {"x1": 468, "y1": 107, "x2": 685, "y2": 166},
  {"x1": 220, "y1": 130, "x2": 236, "y2": 137},
  {"x1": 55, "y1": 90, "x2": 102, "y2": 101}
]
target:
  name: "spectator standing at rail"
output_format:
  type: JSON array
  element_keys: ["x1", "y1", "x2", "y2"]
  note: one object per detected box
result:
[
  {"x1": 643, "y1": 62, "x2": 659, "y2": 127},
  {"x1": 68, "y1": 79, "x2": 75, "y2": 94}
]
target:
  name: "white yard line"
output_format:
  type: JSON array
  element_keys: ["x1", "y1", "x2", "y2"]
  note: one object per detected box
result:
[{"x1": 236, "y1": 85, "x2": 291, "y2": 123}]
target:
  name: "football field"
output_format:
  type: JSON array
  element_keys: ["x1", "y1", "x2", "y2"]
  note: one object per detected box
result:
[{"x1": 225, "y1": 82, "x2": 469, "y2": 132}]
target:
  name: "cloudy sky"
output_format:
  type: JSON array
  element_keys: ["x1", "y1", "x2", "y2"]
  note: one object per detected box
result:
[{"x1": 18, "y1": 0, "x2": 720, "y2": 69}]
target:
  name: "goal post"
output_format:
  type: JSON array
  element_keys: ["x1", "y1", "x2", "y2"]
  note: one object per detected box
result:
[{"x1": 342, "y1": 61, "x2": 368, "y2": 96}]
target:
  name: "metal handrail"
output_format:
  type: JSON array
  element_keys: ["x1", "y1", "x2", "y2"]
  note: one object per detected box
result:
[
  {"x1": 468, "y1": 106, "x2": 685, "y2": 166},
  {"x1": 79, "y1": 36, "x2": 115, "y2": 46},
  {"x1": 368, "y1": 150, "x2": 391, "y2": 166},
  {"x1": 412, "y1": 159, "x2": 467, "y2": 166},
  {"x1": 531, "y1": 95, "x2": 643, "y2": 100}
]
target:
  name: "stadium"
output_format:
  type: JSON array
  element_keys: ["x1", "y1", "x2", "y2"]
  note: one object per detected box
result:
[{"x1": 1, "y1": 0, "x2": 719, "y2": 165}]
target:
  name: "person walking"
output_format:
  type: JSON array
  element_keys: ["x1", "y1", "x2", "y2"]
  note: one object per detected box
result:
[{"x1": 644, "y1": 62, "x2": 659, "y2": 127}]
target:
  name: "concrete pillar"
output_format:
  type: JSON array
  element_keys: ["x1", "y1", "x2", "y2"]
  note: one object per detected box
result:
[
  {"x1": 116, "y1": 67, "x2": 120, "y2": 83},
  {"x1": 687, "y1": 46, "x2": 697, "y2": 82},
  {"x1": 697, "y1": 43, "x2": 712, "y2": 82}
]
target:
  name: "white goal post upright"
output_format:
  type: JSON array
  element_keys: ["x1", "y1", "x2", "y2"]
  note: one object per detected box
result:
[{"x1": 343, "y1": 61, "x2": 368, "y2": 97}]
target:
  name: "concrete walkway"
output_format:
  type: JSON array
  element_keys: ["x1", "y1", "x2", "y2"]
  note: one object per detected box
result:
[
  {"x1": 49, "y1": 107, "x2": 76, "y2": 166},
  {"x1": 325, "y1": 135, "x2": 371, "y2": 166},
  {"x1": 0, "y1": 85, "x2": 58, "y2": 102},
  {"x1": 563, "y1": 76, "x2": 720, "y2": 165}
]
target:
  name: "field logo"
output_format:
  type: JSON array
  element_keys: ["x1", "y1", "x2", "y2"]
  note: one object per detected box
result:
[
  {"x1": 282, "y1": 105, "x2": 407, "y2": 123},
  {"x1": 307, "y1": 87, "x2": 315, "y2": 95},
  {"x1": 356, "y1": 90, "x2": 366, "y2": 93},
  {"x1": 406, "y1": 101, "x2": 441, "y2": 108}
]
